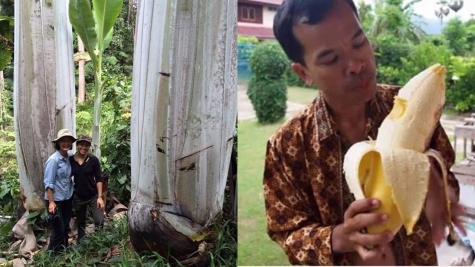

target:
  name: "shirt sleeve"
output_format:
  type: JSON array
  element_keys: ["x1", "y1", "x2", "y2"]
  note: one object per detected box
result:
[
  {"x1": 263, "y1": 138, "x2": 335, "y2": 265},
  {"x1": 429, "y1": 123, "x2": 460, "y2": 198},
  {"x1": 94, "y1": 156, "x2": 103, "y2": 183},
  {"x1": 44, "y1": 157, "x2": 57, "y2": 191}
]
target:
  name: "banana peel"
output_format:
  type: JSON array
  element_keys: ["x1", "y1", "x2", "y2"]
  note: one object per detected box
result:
[{"x1": 343, "y1": 63, "x2": 454, "y2": 237}]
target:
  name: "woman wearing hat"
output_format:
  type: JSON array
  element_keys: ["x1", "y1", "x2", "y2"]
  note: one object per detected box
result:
[
  {"x1": 70, "y1": 134, "x2": 104, "y2": 244},
  {"x1": 44, "y1": 128, "x2": 76, "y2": 253}
]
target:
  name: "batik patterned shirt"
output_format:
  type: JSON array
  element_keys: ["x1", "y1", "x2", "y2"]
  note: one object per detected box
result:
[{"x1": 263, "y1": 84, "x2": 459, "y2": 265}]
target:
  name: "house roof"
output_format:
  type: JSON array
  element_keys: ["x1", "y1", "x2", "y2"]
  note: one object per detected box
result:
[
  {"x1": 239, "y1": 0, "x2": 283, "y2": 6},
  {"x1": 238, "y1": 25, "x2": 275, "y2": 39}
]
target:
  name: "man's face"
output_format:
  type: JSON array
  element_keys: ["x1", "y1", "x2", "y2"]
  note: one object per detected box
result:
[{"x1": 291, "y1": 0, "x2": 377, "y2": 107}]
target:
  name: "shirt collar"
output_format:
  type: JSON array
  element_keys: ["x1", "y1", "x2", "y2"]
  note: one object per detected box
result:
[
  {"x1": 54, "y1": 150, "x2": 68, "y2": 161},
  {"x1": 315, "y1": 85, "x2": 392, "y2": 142}
]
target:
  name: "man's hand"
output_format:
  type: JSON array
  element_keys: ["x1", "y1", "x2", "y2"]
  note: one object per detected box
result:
[
  {"x1": 332, "y1": 199, "x2": 394, "y2": 261},
  {"x1": 425, "y1": 158, "x2": 466, "y2": 245}
]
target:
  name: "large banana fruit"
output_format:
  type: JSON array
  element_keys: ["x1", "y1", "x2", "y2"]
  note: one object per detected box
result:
[{"x1": 343, "y1": 63, "x2": 453, "y2": 236}]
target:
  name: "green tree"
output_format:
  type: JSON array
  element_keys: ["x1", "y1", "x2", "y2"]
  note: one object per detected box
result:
[
  {"x1": 357, "y1": 0, "x2": 374, "y2": 33},
  {"x1": 69, "y1": 0, "x2": 123, "y2": 160},
  {"x1": 442, "y1": 17, "x2": 468, "y2": 56},
  {"x1": 369, "y1": 0, "x2": 425, "y2": 44}
]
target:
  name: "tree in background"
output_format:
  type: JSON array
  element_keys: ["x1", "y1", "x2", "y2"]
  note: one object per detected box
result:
[
  {"x1": 357, "y1": 0, "x2": 374, "y2": 33},
  {"x1": 443, "y1": 17, "x2": 468, "y2": 56},
  {"x1": 368, "y1": 0, "x2": 425, "y2": 44}
]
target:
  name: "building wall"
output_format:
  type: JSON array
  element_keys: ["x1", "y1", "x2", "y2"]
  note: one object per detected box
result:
[
  {"x1": 237, "y1": 3, "x2": 277, "y2": 27},
  {"x1": 263, "y1": 5, "x2": 277, "y2": 27}
]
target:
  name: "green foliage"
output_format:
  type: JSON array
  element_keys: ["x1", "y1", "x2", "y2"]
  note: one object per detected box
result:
[
  {"x1": 100, "y1": 73, "x2": 132, "y2": 205},
  {"x1": 443, "y1": 17, "x2": 468, "y2": 56},
  {"x1": 0, "y1": 217, "x2": 14, "y2": 254},
  {"x1": 0, "y1": 0, "x2": 14, "y2": 17},
  {"x1": 374, "y1": 34, "x2": 413, "y2": 85},
  {"x1": 357, "y1": 0, "x2": 374, "y2": 33},
  {"x1": 0, "y1": 129, "x2": 18, "y2": 216},
  {"x1": 398, "y1": 40, "x2": 452, "y2": 84},
  {"x1": 29, "y1": 214, "x2": 236, "y2": 266},
  {"x1": 465, "y1": 23, "x2": 475, "y2": 54},
  {"x1": 75, "y1": 110, "x2": 93, "y2": 135},
  {"x1": 248, "y1": 41, "x2": 289, "y2": 124},
  {"x1": 69, "y1": 0, "x2": 124, "y2": 157},
  {"x1": 69, "y1": 0, "x2": 99, "y2": 69},
  {"x1": 0, "y1": 16, "x2": 13, "y2": 71},
  {"x1": 249, "y1": 41, "x2": 289, "y2": 80},
  {"x1": 92, "y1": 0, "x2": 123, "y2": 53},
  {"x1": 238, "y1": 35, "x2": 259, "y2": 45},
  {"x1": 285, "y1": 67, "x2": 310, "y2": 88},
  {"x1": 247, "y1": 77, "x2": 287, "y2": 124},
  {"x1": 368, "y1": 0, "x2": 425, "y2": 44},
  {"x1": 374, "y1": 34, "x2": 411, "y2": 68},
  {"x1": 446, "y1": 56, "x2": 475, "y2": 112}
]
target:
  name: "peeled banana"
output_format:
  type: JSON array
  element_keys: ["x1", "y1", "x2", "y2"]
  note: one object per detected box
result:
[{"x1": 343, "y1": 63, "x2": 452, "y2": 236}]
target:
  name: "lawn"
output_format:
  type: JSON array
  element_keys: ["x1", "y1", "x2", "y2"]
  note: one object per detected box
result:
[
  {"x1": 287, "y1": 86, "x2": 318, "y2": 105},
  {"x1": 237, "y1": 119, "x2": 289, "y2": 266}
]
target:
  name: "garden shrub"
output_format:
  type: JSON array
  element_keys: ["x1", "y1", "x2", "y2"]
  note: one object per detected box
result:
[
  {"x1": 247, "y1": 42, "x2": 288, "y2": 124},
  {"x1": 285, "y1": 67, "x2": 311, "y2": 88},
  {"x1": 247, "y1": 77, "x2": 287, "y2": 124},
  {"x1": 248, "y1": 41, "x2": 288, "y2": 80}
]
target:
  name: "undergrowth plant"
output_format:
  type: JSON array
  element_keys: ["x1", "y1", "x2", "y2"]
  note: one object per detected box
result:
[{"x1": 29, "y1": 214, "x2": 236, "y2": 266}]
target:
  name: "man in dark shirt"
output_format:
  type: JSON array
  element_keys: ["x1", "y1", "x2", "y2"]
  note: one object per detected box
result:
[{"x1": 70, "y1": 134, "x2": 104, "y2": 244}]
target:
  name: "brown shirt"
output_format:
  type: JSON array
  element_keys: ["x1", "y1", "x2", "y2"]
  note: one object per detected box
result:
[{"x1": 263, "y1": 84, "x2": 460, "y2": 265}]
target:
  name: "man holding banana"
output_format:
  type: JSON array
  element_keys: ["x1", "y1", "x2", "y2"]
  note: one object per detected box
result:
[{"x1": 263, "y1": 0, "x2": 466, "y2": 265}]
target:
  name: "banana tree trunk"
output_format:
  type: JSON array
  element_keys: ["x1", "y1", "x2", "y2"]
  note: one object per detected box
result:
[
  {"x1": 14, "y1": 0, "x2": 76, "y2": 211},
  {"x1": 78, "y1": 36, "x2": 85, "y2": 103},
  {"x1": 128, "y1": 0, "x2": 237, "y2": 265}
]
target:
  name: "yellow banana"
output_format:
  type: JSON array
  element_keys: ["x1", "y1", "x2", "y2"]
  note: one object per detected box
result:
[{"x1": 343, "y1": 63, "x2": 452, "y2": 236}]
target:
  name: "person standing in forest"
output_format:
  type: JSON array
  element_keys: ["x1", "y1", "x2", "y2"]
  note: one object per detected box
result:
[
  {"x1": 70, "y1": 134, "x2": 104, "y2": 244},
  {"x1": 44, "y1": 128, "x2": 77, "y2": 253}
]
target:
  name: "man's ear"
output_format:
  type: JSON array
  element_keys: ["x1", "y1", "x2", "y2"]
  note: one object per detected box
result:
[{"x1": 291, "y1": 63, "x2": 313, "y2": 86}]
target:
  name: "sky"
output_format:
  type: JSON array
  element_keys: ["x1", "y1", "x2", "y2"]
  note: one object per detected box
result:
[{"x1": 362, "y1": 0, "x2": 475, "y2": 21}]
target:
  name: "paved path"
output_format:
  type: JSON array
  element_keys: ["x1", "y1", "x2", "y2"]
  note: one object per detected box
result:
[
  {"x1": 238, "y1": 83, "x2": 475, "y2": 265},
  {"x1": 238, "y1": 84, "x2": 307, "y2": 121}
]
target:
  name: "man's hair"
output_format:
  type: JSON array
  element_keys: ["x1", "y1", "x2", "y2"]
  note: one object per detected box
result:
[{"x1": 273, "y1": 0, "x2": 358, "y2": 65}]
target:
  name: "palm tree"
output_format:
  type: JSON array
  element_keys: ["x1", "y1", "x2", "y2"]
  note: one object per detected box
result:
[{"x1": 369, "y1": 0, "x2": 426, "y2": 44}]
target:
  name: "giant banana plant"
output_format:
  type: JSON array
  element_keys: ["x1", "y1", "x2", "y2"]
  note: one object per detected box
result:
[
  {"x1": 128, "y1": 0, "x2": 237, "y2": 265},
  {"x1": 13, "y1": 0, "x2": 76, "y2": 210},
  {"x1": 68, "y1": 0, "x2": 123, "y2": 159}
]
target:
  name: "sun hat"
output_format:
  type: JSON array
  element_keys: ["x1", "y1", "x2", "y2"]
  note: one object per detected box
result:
[
  {"x1": 52, "y1": 129, "x2": 77, "y2": 142},
  {"x1": 76, "y1": 134, "x2": 92, "y2": 144}
]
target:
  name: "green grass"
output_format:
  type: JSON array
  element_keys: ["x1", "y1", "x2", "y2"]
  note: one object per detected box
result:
[
  {"x1": 237, "y1": 119, "x2": 289, "y2": 266},
  {"x1": 0, "y1": 212, "x2": 236, "y2": 267},
  {"x1": 287, "y1": 86, "x2": 318, "y2": 105}
]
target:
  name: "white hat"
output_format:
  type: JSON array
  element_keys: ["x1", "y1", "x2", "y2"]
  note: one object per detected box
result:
[{"x1": 52, "y1": 129, "x2": 77, "y2": 142}]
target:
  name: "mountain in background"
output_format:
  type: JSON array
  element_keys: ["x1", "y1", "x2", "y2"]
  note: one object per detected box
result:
[{"x1": 413, "y1": 16, "x2": 447, "y2": 35}]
